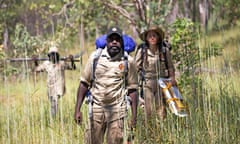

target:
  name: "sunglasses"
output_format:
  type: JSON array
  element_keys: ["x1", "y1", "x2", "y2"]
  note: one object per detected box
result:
[{"x1": 107, "y1": 35, "x2": 122, "y2": 43}]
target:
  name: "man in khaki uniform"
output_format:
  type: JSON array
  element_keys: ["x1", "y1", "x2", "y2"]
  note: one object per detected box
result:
[
  {"x1": 135, "y1": 26, "x2": 177, "y2": 120},
  {"x1": 34, "y1": 46, "x2": 76, "y2": 117},
  {"x1": 74, "y1": 27, "x2": 138, "y2": 144}
]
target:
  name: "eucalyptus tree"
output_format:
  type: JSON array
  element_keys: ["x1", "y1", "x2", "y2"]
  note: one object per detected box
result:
[
  {"x1": 99, "y1": 0, "x2": 174, "y2": 37},
  {"x1": 0, "y1": 0, "x2": 21, "y2": 51},
  {"x1": 211, "y1": 0, "x2": 240, "y2": 29}
]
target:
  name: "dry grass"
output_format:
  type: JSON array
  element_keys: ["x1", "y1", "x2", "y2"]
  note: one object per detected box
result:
[{"x1": 1, "y1": 27, "x2": 240, "y2": 143}]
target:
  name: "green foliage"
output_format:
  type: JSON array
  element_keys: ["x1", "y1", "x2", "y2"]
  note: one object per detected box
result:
[
  {"x1": 0, "y1": 0, "x2": 20, "y2": 43},
  {"x1": 0, "y1": 45, "x2": 5, "y2": 59},
  {"x1": 12, "y1": 24, "x2": 43, "y2": 57},
  {"x1": 170, "y1": 18, "x2": 200, "y2": 76},
  {"x1": 212, "y1": 0, "x2": 240, "y2": 27},
  {"x1": 2, "y1": 64, "x2": 19, "y2": 77},
  {"x1": 137, "y1": 0, "x2": 173, "y2": 32},
  {"x1": 0, "y1": 46, "x2": 6, "y2": 75},
  {"x1": 169, "y1": 18, "x2": 201, "y2": 102},
  {"x1": 148, "y1": 1, "x2": 171, "y2": 27},
  {"x1": 1, "y1": 1, "x2": 240, "y2": 143}
]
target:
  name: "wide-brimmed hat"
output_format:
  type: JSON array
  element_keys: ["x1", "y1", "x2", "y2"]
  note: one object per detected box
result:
[
  {"x1": 140, "y1": 26, "x2": 165, "y2": 41},
  {"x1": 48, "y1": 46, "x2": 58, "y2": 54}
]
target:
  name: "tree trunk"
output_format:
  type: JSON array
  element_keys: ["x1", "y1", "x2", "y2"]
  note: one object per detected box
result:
[
  {"x1": 199, "y1": 0, "x2": 209, "y2": 33},
  {"x1": 165, "y1": 0, "x2": 179, "y2": 24},
  {"x1": 184, "y1": 0, "x2": 190, "y2": 18},
  {"x1": 192, "y1": 0, "x2": 197, "y2": 23},
  {"x1": 199, "y1": 2, "x2": 205, "y2": 31},
  {"x1": 204, "y1": 0, "x2": 209, "y2": 33},
  {"x1": 3, "y1": 26, "x2": 8, "y2": 50}
]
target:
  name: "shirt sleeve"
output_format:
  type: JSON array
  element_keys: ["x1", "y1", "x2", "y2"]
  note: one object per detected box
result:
[
  {"x1": 80, "y1": 52, "x2": 95, "y2": 86},
  {"x1": 35, "y1": 61, "x2": 48, "y2": 72},
  {"x1": 134, "y1": 47, "x2": 143, "y2": 72},
  {"x1": 127, "y1": 56, "x2": 138, "y2": 90},
  {"x1": 61, "y1": 61, "x2": 70, "y2": 69}
]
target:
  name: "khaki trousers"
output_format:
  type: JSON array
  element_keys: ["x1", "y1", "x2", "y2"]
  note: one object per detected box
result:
[
  {"x1": 85, "y1": 111, "x2": 124, "y2": 144},
  {"x1": 143, "y1": 79, "x2": 166, "y2": 120}
]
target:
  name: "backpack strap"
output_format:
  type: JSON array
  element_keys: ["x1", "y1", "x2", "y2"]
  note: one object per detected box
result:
[
  {"x1": 136, "y1": 43, "x2": 147, "y2": 99},
  {"x1": 138, "y1": 40, "x2": 171, "y2": 76},
  {"x1": 123, "y1": 51, "x2": 129, "y2": 88},
  {"x1": 136, "y1": 43, "x2": 147, "y2": 81},
  {"x1": 162, "y1": 40, "x2": 172, "y2": 69},
  {"x1": 90, "y1": 49, "x2": 129, "y2": 88},
  {"x1": 90, "y1": 48, "x2": 103, "y2": 88},
  {"x1": 161, "y1": 44, "x2": 168, "y2": 70}
]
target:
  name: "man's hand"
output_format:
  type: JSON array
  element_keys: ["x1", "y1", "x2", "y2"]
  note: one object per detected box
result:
[
  {"x1": 170, "y1": 76, "x2": 177, "y2": 86},
  {"x1": 74, "y1": 111, "x2": 83, "y2": 125},
  {"x1": 127, "y1": 118, "x2": 136, "y2": 143},
  {"x1": 69, "y1": 54, "x2": 74, "y2": 61},
  {"x1": 129, "y1": 117, "x2": 137, "y2": 129},
  {"x1": 69, "y1": 54, "x2": 76, "y2": 69},
  {"x1": 129, "y1": 90, "x2": 137, "y2": 128}
]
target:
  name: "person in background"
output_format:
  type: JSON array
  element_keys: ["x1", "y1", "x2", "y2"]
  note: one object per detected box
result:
[
  {"x1": 135, "y1": 26, "x2": 177, "y2": 121},
  {"x1": 34, "y1": 46, "x2": 76, "y2": 118},
  {"x1": 74, "y1": 27, "x2": 138, "y2": 144}
]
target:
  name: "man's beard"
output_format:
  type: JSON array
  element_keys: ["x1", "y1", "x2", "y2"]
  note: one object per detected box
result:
[{"x1": 107, "y1": 46, "x2": 122, "y2": 58}]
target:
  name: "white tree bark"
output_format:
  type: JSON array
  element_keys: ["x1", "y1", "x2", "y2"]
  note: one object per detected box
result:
[
  {"x1": 3, "y1": 27, "x2": 8, "y2": 50},
  {"x1": 165, "y1": 0, "x2": 179, "y2": 24}
]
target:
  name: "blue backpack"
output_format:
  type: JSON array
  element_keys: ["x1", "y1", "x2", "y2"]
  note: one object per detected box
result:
[
  {"x1": 95, "y1": 34, "x2": 136, "y2": 53},
  {"x1": 93, "y1": 34, "x2": 136, "y2": 85}
]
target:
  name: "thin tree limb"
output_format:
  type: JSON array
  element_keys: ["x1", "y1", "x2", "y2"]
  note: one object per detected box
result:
[
  {"x1": 102, "y1": 1, "x2": 137, "y2": 26},
  {"x1": 52, "y1": 0, "x2": 75, "y2": 28}
]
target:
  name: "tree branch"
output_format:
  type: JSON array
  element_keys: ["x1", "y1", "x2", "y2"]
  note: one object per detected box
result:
[
  {"x1": 52, "y1": 0, "x2": 75, "y2": 27},
  {"x1": 134, "y1": 0, "x2": 146, "y2": 22},
  {"x1": 102, "y1": 1, "x2": 137, "y2": 26}
]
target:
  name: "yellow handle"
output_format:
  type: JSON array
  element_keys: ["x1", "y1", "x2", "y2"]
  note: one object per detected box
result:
[{"x1": 166, "y1": 97, "x2": 178, "y2": 104}]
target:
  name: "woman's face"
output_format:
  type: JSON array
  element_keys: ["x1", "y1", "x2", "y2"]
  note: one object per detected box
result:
[{"x1": 146, "y1": 31, "x2": 159, "y2": 45}]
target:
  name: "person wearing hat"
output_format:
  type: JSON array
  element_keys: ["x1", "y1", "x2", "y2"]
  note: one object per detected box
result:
[
  {"x1": 74, "y1": 26, "x2": 138, "y2": 144},
  {"x1": 135, "y1": 26, "x2": 177, "y2": 121},
  {"x1": 34, "y1": 46, "x2": 76, "y2": 118}
]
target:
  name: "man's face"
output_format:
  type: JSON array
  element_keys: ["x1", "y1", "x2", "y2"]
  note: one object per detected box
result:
[
  {"x1": 106, "y1": 34, "x2": 123, "y2": 57},
  {"x1": 48, "y1": 52, "x2": 59, "y2": 63}
]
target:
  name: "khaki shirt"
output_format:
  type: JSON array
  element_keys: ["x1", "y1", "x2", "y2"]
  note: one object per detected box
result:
[
  {"x1": 81, "y1": 48, "x2": 138, "y2": 115},
  {"x1": 36, "y1": 61, "x2": 66, "y2": 97},
  {"x1": 135, "y1": 46, "x2": 175, "y2": 79}
]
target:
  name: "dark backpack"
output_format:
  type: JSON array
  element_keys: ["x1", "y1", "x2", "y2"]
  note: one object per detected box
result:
[
  {"x1": 137, "y1": 40, "x2": 171, "y2": 72},
  {"x1": 136, "y1": 40, "x2": 171, "y2": 99}
]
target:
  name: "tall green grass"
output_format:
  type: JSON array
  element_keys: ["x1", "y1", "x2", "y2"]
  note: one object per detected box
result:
[
  {"x1": 0, "y1": 70, "x2": 87, "y2": 144},
  {"x1": 1, "y1": 27, "x2": 240, "y2": 143}
]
